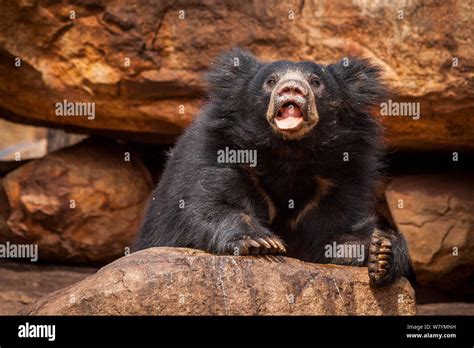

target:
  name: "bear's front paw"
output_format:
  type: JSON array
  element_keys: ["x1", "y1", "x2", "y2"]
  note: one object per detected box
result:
[
  {"x1": 226, "y1": 235, "x2": 286, "y2": 256},
  {"x1": 368, "y1": 230, "x2": 393, "y2": 286}
]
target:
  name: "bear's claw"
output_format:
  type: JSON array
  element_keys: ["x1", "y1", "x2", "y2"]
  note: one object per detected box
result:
[
  {"x1": 368, "y1": 230, "x2": 392, "y2": 286},
  {"x1": 230, "y1": 235, "x2": 286, "y2": 255}
]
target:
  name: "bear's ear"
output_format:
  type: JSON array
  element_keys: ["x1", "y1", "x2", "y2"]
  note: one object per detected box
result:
[
  {"x1": 206, "y1": 48, "x2": 262, "y2": 99},
  {"x1": 327, "y1": 57, "x2": 388, "y2": 111}
]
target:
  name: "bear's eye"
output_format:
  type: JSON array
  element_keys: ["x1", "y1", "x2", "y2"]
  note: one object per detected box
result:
[
  {"x1": 266, "y1": 77, "x2": 277, "y2": 87},
  {"x1": 310, "y1": 76, "x2": 321, "y2": 87}
]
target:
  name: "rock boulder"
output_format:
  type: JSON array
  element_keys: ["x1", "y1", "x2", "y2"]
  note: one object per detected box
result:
[
  {"x1": 0, "y1": 0, "x2": 472, "y2": 150},
  {"x1": 1, "y1": 139, "x2": 153, "y2": 264},
  {"x1": 27, "y1": 247, "x2": 416, "y2": 315},
  {"x1": 386, "y1": 173, "x2": 474, "y2": 294}
]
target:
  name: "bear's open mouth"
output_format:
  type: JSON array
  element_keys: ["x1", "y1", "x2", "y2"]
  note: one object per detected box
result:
[{"x1": 274, "y1": 101, "x2": 304, "y2": 131}]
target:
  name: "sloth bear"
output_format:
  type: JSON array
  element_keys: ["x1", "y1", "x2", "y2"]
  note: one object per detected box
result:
[{"x1": 134, "y1": 48, "x2": 411, "y2": 286}]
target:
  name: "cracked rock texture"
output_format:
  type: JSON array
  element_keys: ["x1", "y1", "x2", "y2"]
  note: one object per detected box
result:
[
  {"x1": 0, "y1": 0, "x2": 472, "y2": 149},
  {"x1": 26, "y1": 247, "x2": 416, "y2": 315},
  {"x1": 1, "y1": 139, "x2": 153, "y2": 264},
  {"x1": 386, "y1": 173, "x2": 474, "y2": 294}
]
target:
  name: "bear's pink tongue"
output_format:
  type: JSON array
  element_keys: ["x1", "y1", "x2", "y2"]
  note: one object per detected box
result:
[{"x1": 274, "y1": 105, "x2": 303, "y2": 130}]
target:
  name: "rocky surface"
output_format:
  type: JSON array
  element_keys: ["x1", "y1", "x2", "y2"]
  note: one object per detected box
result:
[
  {"x1": 0, "y1": 0, "x2": 472, "y2": 149},
  {"x1": 26, "y1": 247, "x2": 416, "y2": 315},
  {"x1": 0, "y1": 261, "x2": 96, "y2": 315},
  {"x1": 0, "y1": 119, "x2": 86, "y2": 162},
  {"x1": 0, "y1": 119, "x2": 47, "y2": 161},
  {"x1": 417, "y1": 302, "x2": 474, "y2": 316},
  {"x1": 0, "y1": 178, "x2": 10, "y2": 237},
  {"x1": 386, "y1": 173, "x2": 474, "y2": 294},
  {"x1": 1, "y1": 139, "x2": 153, "y2": 264}
]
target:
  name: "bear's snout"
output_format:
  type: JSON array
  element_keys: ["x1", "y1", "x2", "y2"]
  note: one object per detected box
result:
[
  {"x1": 276, "y1": 79, "x2": 309, "y2": 97},
  {"x1": 266, "y1": 72, "x2": 319, "y2": 140}
]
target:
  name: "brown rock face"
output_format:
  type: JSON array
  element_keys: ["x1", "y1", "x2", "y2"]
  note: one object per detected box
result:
[
  {"x1": 417, "y1": 302, "x2": 474, "y2": 316},
  {"x1": 26, "y1": 247, "x2": 416, "y2": 315},
  {"x1": 0, "y1": 0, "x2": 472, "y2": 149},
  {"x1": 386, "y1": 174, "x2": 474, "y2": 293},
  {"x1": 1, "y1": 139, "x2": 153, "y2": 264},
  {"x1": 0, "y1": 261, "x2": 96, "y2": 315},
  {"x1": 0, "y1": 179, "x2": 10, "y2": 238}
]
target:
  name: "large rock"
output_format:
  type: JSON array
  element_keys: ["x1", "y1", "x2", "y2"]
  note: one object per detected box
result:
[
  {"x1": 0, "y1": 0, "x2": 472, "y2": 150},
  {"x1": 386, "y1": 174, "x2": 474, "y2": 294},
  {"x1": 1, "y1": 139, "x2": 153, "y2": 264},
  {"x1": 0, "y1": 261, "x2": 96, "y2": 315},
  {"x1": 27, "y1": 247, "x2": 416, "y2": 315}
]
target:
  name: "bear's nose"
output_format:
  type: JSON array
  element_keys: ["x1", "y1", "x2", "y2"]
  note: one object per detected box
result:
[{"x1": 277, "y1": 79, "x2": 308, "y2": 97}]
